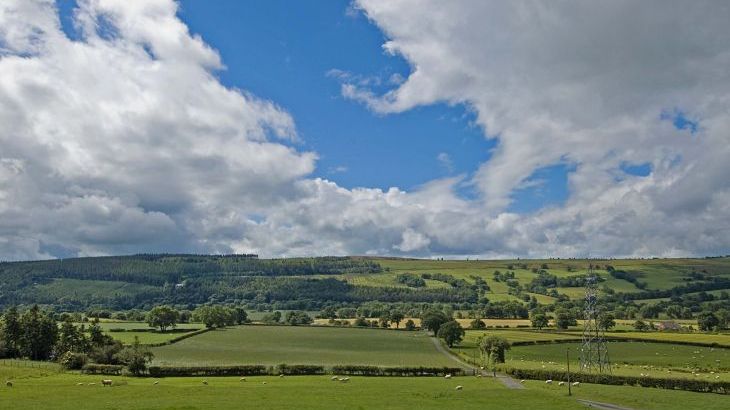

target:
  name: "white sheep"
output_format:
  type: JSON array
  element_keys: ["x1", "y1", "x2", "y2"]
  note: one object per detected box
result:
[
  {"x1": 571, "y1": 382, "x2": 580, "y2": 387},
  {"x1": 331, "y1": 376, "x2": 339, "y2": 381},
  {"x1": 240, "y1": 377, "x2": 246, "y2": 382},
  {"x1": 102, "y1": 379, "x2": 113, "y2": 387},
  {"x1": 545, "y1": 379, "x2": 553, "y2": 384},
  {"x1": 279, "y1": 374, "x2": 285, "y2": 378},
  {"x1": 154, "y1": 381, "x2": 159, "y2": 385},
  {"x1": 520, "y1": 380, "x2": 526, "y2": 384},
  {"x1": 444, "y1": 374, "x2": 452, "y2": 379},
  {"x1": 76, "y1": 383, "x2": 84, "y2": 386},
  {"x1": 262, "y1": 381, "x2": 267, "y2": 385},
  {"x1": 455, "y1": 385, "x2": 463, "y2": 390},
  {"x1": 558, "y1": 381, "x2": 565, "y2": 386}
]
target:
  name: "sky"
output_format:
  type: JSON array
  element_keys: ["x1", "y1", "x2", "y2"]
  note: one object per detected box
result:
[{"x1": 1, "y1": 0, "x2": 729, "y2": 260}]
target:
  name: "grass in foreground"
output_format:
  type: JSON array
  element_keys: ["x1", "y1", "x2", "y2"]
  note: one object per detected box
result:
[
  {"x1": 151, "y1": 325, "x2": 455, "y2": 367},
  {"x1": 2, "y1": 363, "x2": 728, "y2": 410}
]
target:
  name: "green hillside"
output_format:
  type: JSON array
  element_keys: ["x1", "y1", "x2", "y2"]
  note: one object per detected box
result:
[{"x1": 1, "y1": 255, "x2": 729, "y2": 314}]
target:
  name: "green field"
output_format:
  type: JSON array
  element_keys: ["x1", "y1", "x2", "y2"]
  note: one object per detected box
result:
[
  {"x1": 508, "y1": 341, "x2": 730, "y2": 369},
  {"x1": 2, "y1": 362, "x2": 729, "y2": 410},
  {"x1": 73, "y1": 321, "x2": 203, "y2": 345},
  {"x1": 152, "y1": 325, "x2": 456, "y2": 367}
]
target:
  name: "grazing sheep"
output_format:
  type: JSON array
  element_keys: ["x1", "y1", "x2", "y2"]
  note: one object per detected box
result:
[
  {"x1": 572, "y1": 382, "x2": 580, "y2": 387},
  {"x1": 520, "y1": 380, "x2": 526, "y2": 384},
  {"x1": 262, "y1": 381, "x2": 267, "y2": 385},
  {"x1": 545, "y1": 380, "x2": 553, "y2": 384},
  {"x1": 558, "y1": 381, "x2": 565, "y2": 386},
  {"x1": 88, "y1": 383, "x2": 96, "y2": 386},
  {"x1": 331, "y1": 376, "x2": 339, "y2": 381},
  {"x1": 102, "y1": 380, "x2": 113, "y2": 387},
  {"x1": 6, "y1": 381, "x2": 12, "y2": 388},
  {"x1": 476, "y1": 374, "x2": 482, "y2": 378},
  {"x1": 76, "y1": 383, "x2": 84, "y2": 386},
  {"x1": 154, "y1": 381, "x2": 159, "y2": 385},
  {"x1": 240, "y1": 377, "x2": 246, "y2": 382},
  {"x1": 455, "y1": 385, "x2": 463, "y2": 390},
  {"x1": 279, "y1": 374, "x2": 285, "y2": 378},
  {"x1": 202, "y1": 380, "x2": 208, "y2": 385},
  {"x1": 444, "y1": 374, "x2": 452, "y2": 379}
]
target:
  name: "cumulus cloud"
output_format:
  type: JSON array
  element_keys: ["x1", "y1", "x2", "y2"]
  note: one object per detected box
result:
[
  {"x1": 0, "y1": 0, "x2": 729, "y2": 260},
  {"x1": 340, "y1": 0, "x2": 730, "y2": 256}
]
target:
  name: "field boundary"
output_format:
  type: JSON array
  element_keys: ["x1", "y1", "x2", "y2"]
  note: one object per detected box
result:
[
  {"x1": 505, "y1": 367, "x2": 730, "y2": 395},
  {"x1": 143, "y1": 327, "x2": 212, "y2": 347},
  {"x1": 146, "y1": 364, "x2": 465, "y2": 378}
]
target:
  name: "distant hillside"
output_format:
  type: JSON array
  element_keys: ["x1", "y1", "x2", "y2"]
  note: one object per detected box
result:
[{"x1": 1, "y1": 255, "x2": 729, "y2": 312}]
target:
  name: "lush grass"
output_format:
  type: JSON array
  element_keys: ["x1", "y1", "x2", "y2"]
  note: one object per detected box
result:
[
  {"x1": 151, "y1": 325, "x2": 455, "y2": 367},
  {"x1": 0, "y1": 367, "x2": 587, "y2": 410},
  {"x1": 70, "y1": 321, "x2": 203, "y2": 345},
  {"x1": 89, "y1": 321, "x2": 202, "y2": 331},
  {"x1": 525, "y1": 380, "x2": 730, "y2": 410},
  {"x1": 559, "y1": 330, "x2": 730, "y2": 347},
  {"x1": 4, "y1": 363, "x2": 728, "y2": 410},
  {"x1": 508, "y1": 341, "x2": 730, "y2": 369},
  {"x1": 107, "y1": 330, "x2": 201, "y2": 345}
]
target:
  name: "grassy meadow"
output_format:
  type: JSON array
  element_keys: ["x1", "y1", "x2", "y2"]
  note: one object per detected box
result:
[
  {"x1": 2, "y1": 362, "x2": 729, "y2": 410},
  {"x1": 151, "y1": 325, "x2": 456, "y2": 367}
]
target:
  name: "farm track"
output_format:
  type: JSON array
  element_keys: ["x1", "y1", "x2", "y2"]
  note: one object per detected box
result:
[{"x1": 427, "y1": 333, "x2": 525, "y2": 389}]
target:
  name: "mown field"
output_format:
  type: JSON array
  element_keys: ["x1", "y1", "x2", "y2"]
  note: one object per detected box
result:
[
  {"x1": 2, "y1": 362, "x2": 729, "y2": 410},
  {"x1": 151, "y1": 325, "x2": 456, "y2": 367},
  {"x1": 508, "y1": 341, "x2": 730, "y2": 370},
  {"x1": 77, "y1": 321, "x2": 203, "y2": 345}
]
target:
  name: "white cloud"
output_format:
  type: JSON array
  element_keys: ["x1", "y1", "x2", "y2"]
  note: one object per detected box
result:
[{"x1": 0, "y1": 0, "x2": 729, "y2": 261}]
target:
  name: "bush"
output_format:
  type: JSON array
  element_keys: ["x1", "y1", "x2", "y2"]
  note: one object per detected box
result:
[
  {"x1": 148, "y1": 365, "x2": 268, "y2": 377},
  {"x1": 59, "y1": 351, "x2": 88, "y2": 370},
  {"x1": 277, "y1": 364, "x2": 326, "y2": 375},
  {"x1": 81, "y1": 364, "x2": 124, "y2": 375},
  {"x1": 331, "y1": 365, "x2": 463, "y2": 377}
]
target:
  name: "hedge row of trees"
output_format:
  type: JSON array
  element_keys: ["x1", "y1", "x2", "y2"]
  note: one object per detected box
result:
[{"x1": 505, "y1": 367, "x2": 730, "y2": 394}]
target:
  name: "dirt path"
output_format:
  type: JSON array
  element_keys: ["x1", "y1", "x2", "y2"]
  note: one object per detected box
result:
[
  {"x1": 427, "y1": 333, "x2": 641, "y2": 408},
  {"x1": 427, "y1": 332, "x2": 473, "y2": 371},
  {"x1": 577, "y1": 399, "x2": 636, "y2": 410},
  {"x1": 427, "y1": 333, "x2": 525, "y2": 389}
]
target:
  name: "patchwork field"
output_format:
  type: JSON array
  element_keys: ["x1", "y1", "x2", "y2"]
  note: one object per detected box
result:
[{"x1": 151, "y1": 325, "x2": 455, "y2": 367}]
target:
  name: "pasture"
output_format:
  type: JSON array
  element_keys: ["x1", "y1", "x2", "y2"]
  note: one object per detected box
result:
[
  {"x1": 2, "y1": 362, "x2": 729, "y2": 410},
  {"x1": 78, "y1": 321, "x2": 203, "y2": 345},
  {"x1": 151, "y1": 325, "x2": 456, "y2": 367},
  {"x1": 508, "y1": 341, "x2": 730, "y2": 370},
  {"x1": 5, "y1": 364, "x2": 727, "y2": 410}
]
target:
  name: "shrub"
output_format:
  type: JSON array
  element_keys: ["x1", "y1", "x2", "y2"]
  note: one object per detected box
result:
[
  {"x1": 148, "y1": 365, "x2": 268, "y2": 377},
  {"x1": 277, "y1": 364, "x2": 326, "y2": 375},
  {"x1": 81, "y1": 364, "x2": 124, "y2": 375},
  {"x1": 505, "y1": 368, "x2": 729, "y2": 395},
  {"x1": 59, "y1": 351, "x2": 88, "y2": 370}
]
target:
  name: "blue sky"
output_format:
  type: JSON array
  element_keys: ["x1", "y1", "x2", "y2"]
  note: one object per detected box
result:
[
  {"x1": 176, "y1": 0, "x2": 494, "y2": 191},
  {"x1": 3, "y1": 1, "x2": 729, "y2": 259},
  {"x1": 55, "y1": 0, "x2": 571, "y2": 212}
]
